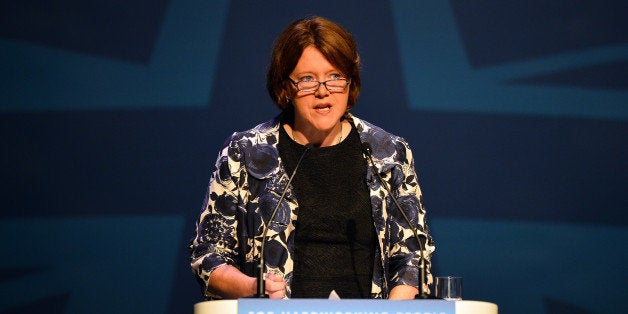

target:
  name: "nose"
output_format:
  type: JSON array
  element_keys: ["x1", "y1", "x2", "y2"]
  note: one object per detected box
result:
[{"x1": 314, "y1": 82, "x2": 330, "y2": 98}]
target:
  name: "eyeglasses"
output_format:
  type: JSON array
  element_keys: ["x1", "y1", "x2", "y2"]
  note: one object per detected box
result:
[{"x1": 289, "y1": 77, "x2": 350, "y2": 93}]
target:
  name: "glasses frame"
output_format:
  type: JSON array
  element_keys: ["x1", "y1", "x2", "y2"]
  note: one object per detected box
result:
[{"x1": 289, "y1": 77, "x2": 351, "y2": 93}]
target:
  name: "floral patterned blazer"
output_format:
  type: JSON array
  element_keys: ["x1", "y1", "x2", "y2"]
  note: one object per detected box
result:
[{"x1": 189, "y1": 113, "x2": 434, "y2": 299}]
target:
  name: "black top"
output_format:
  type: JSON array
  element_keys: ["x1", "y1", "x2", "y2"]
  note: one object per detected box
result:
[{"x1": 278, "y1": 123, "x2": 375, "y2": 298}]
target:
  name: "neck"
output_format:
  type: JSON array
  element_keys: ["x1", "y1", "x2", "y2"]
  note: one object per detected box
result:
[{"x1": 290, "y1": 120, "x2": 344, "y2": 147}]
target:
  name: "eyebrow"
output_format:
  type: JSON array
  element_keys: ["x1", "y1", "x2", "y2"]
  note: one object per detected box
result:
[{"x1": 292, "y1": 70, "x2": 343, "y2": 79}]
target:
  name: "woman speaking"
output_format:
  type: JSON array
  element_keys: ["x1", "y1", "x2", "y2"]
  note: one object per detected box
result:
[{"x1": 189, "y1": 16, "x2": 434, "y2": 300}]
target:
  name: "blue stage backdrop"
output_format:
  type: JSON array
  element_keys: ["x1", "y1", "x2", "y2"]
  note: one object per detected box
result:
[{"x1": 1, "y1": 1, "x2": 626, "y2": 313}]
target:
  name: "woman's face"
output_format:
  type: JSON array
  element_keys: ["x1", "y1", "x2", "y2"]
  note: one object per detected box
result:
[{"x1": 289, "y1": 46, "x2": 349, "y2": 136}]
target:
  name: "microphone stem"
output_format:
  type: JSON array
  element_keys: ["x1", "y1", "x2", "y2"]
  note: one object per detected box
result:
[
  {"x1": 362, "y1": 143, "x2": 428, "y2": 299},
  {"x1": 256, "y1": 144, "x2": 311, "y2": 297}
]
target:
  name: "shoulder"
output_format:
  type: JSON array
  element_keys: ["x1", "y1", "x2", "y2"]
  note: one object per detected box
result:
[
  {"x1": 226, "y1": 116, "x2": 281, "y2": 145},
  {"x1": 351, "y1": 114, "x2": 404, "y2": 143},
  {"x1": 221, "y1": 116, "x2": 282, "y2": 178},
  {"x1": 350, "y1": 114, "x2": 411, "y2": 163}
]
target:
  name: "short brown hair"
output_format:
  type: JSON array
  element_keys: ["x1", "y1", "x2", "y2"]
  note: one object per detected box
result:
[{"x1": 266, "y1": 16, "x2": 361, "y2": 111}]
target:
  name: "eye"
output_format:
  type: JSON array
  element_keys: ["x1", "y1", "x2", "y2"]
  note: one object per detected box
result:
[
  {"x1": 330, "y1": 73, "x2": 343, "y2": 80},
  {"x1": 299, "y1": 75, "x2": 314, "y2": 82}
]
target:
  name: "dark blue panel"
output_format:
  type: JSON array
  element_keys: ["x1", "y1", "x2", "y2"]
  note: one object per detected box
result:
[
  {"x1": 544, "y1": 297, "x2": 594, "y2": 314},
  {"x1": 0, "y1": 267, "x2": 48, "y2": 282},
  {"x1": 0, "y1": 0, "x2": 170, "y2": 62},
  {"x1": 405, "y1": 111, "x2": 628, "y2": 227},
  {"x1": 1, "y1": 92, "x2": 626, "y2": 228},
  {"x1": 1, "y1": 293, "x2": 70, "y2": 314},
  {"x1": 450, "y1": 0, "x2": 628, "y2": 67},
  {"x1": 0, "y1": 109, "x2": 218, "y2": 217},
  {"x1": 507, "y1": 60, "x2": 628, "y2": 90}
]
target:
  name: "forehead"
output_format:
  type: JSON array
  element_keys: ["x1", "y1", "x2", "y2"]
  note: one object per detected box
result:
[{"x1": 291, "y1": 46, "x2": 339, "y2": 75}]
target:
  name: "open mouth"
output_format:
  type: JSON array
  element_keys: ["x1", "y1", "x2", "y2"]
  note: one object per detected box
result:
[{"x1": 314, "y1": 104, "x2": 332, "y2": 113}]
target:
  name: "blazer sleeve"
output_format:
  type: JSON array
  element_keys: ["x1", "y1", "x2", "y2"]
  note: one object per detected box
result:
[
  {"x1": 386, "y1": 139, "x2": 435, "y2": 292},
  {"x1": 189, "y1": 138, "x2": 243, "y2": 298}
]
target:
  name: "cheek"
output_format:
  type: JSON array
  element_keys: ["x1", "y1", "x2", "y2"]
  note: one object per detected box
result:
[
  {"x1": 292, "y1": 97, "x2": 311, "y2": 112},
  {"x1": 334, "y1": 93, "x2": 350, "y2": 109}
]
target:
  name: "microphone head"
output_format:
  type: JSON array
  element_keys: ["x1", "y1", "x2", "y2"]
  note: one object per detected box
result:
[{"x1": 361, "y1": 142, "x2": 373, "y2": 155}]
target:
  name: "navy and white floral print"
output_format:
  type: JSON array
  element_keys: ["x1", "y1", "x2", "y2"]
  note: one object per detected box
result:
[{"x1": 189, "y1": 113, "x2": 434, "y2": 299}]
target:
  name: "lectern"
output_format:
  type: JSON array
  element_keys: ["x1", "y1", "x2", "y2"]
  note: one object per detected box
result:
[{"x1": 194, "y1": 299, "x2": 498, "y2": 314}]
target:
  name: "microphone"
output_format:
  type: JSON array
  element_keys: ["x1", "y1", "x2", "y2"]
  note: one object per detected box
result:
[
  {"x1": 255, "y1": 143, "x2": 313, "y2": 298},
  {"x1": 361, "y1": 142, "x2": 433, "y2": 299}
]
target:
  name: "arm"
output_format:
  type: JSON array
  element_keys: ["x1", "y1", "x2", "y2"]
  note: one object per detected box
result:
[
  {"x1": 389, "y1": 284, "x2": 419, "y2": 300},
  {"x1": 206, "y1": 265, "x2": 286, "y2": 299},
  {"x1": 189, "y1": 140, "x2": 287, "y2": 299},
  {"x1": 386, "y1": 141, "x2": 435, "y2": 298},
  {"x1": 207, "y1": 264, "x2": 256, "y2": 298},
  {"x1": 189, "y1": 142, "x2": 244, "y2": 298}
]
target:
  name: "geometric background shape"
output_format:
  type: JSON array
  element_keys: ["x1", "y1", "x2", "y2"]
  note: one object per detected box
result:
[
  {"x1": 391, "y1": 0, "x2": 628, "y2": 120},
  {"x1": 0, "y1": 0, "x2": 228, "y2": 111},
  {"x1": 449, "y1": 0, "x2": 628, "y2": 68},
  {"x1": 431, "y1": 218, "x2": 628, "y2": 313},
  {"x1": 0, "y1": 0, "x2": 171, "y2": 63},
  {"x1": 507, "y1": 60, "x2": 628, "y2": 90},
  {"x1": 0, "y1": 216, "x2": 184, "y2": 314}
]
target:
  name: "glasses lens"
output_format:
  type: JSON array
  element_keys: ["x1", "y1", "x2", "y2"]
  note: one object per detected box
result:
[
  {"x1": 326, "y1": 79, "x2": 348, "y2": 91},
  {"x1": 298, "y1": 81, "x2": 319, "y2": 92},
  {"x1": 296, "y1": 79, "x2": 348, "y2": 92}
]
